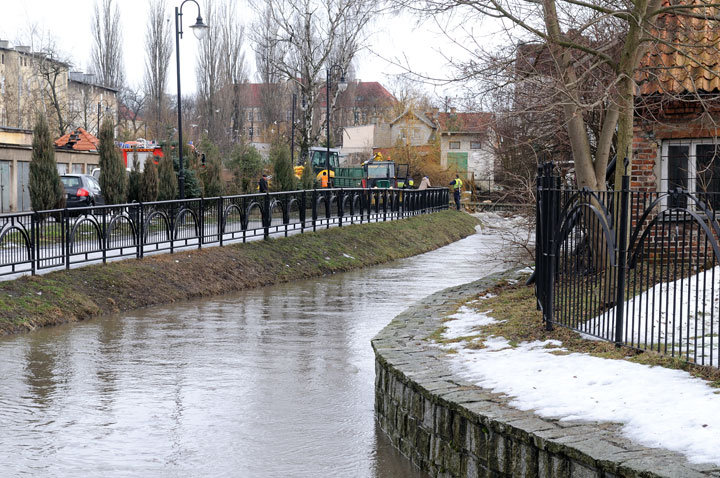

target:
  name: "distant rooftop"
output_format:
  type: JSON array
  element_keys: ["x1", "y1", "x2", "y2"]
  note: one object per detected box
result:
[{"x1": 55, "y1": 128, "x2": 99, "y2": 152}]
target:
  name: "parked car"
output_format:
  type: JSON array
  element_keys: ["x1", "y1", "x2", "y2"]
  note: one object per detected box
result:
[{"x1": 60, "y1": 174, "x2": 105, "y2": 208}]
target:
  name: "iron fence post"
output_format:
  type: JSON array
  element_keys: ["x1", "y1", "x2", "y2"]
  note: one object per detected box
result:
[
  {"x1": 170, "y1": 202, "x2": 175, "y2": 254},
  {"x1": 102, "y1": 208, "x2": 107, "y2": 265},
  {"x1": 199, "y1": 198, "x2": 204, "y2": 249},
  {"x1": 538, "y1": 166, "x2": 548, "y2": 326},
  {"x1": 300, "y1": 191, "x2": 306, "y2": 233},
  {"x1": 535, "y1": 165, "x2": 542, "y2": 310},
  {"x1": 614, "y1": 172, "x2": 630, "y2": 346},
  {"x1": 338, "y1": 188, "x2": 344, "y2": 227},
  {"x1": 349, "y1": 191, "x2": 355, "y2": 224},
  {"x1": 383, "y1": 189, "x2": 388, "y2": 221},
  {"x1": 30, "y1": 214, "x2": 36, "y2": 275},
  {"x1": 545, "y1": 168, "x2": 560, "y2": 331},
  {"x1": 325, "y1": 190, "x2": 331, "y2": 229},
  {"x1": 138, "y1": 203, "x2": 145, "y2": 258},
  {"x1": 64, "y1": 209, "x2": 70, "y2": 270},
  {"x1": 218, "y1": 197, "x2": 224, "y2": 246},
  {"x1": 263, "y1": 192, "x2": 270, "y2": 240},
  {"x1": 312, "y1": 188, "x2": 317, "y2": 232}
]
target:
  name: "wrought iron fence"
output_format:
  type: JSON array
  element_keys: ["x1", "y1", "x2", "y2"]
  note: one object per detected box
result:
[
  {"x1": 0, "y1": 187, "x2": 449, "y2": 279},
  {"x1": 535, "y1": 163, "x2": 720, "y2": 368}
]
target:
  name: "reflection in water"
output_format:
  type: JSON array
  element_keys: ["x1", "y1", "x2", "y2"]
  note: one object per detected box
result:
[{"x1": 0, "y1": 228, "x2": 507, "y2": 477}]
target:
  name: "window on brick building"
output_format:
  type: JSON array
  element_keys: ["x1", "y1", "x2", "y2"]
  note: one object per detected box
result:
[
  {"x1": 449, "y1": 141, "x2": 461, "y2": 150},
  {"x1": 662, "y1": 139, "x2": 720, "y2": 209},
  {"x1": 470, "y1": 141, "x2": 482, "y2": 150}
]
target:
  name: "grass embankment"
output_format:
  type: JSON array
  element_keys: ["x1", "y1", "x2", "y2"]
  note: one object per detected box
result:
[
  {"x1": 433, "y1": 278, "x2": 720, "y2": 386},
  {"x1": 0, "y1": 210, "x2": 478, "y2": 336}
]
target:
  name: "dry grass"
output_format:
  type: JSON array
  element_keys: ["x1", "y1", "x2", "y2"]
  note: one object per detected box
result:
[{"x1": 0, "y1": 210, "x2": 478, "y2": 336}]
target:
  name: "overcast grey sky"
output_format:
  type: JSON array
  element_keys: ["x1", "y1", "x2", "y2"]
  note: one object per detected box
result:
[{"x1": 0, "y1": 0, "x2": 462, "y2": 99}]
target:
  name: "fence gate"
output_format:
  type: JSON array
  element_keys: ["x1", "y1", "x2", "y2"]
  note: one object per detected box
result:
[{"x1": 536, "y1": 163, "x2": 720, "y2": 368}]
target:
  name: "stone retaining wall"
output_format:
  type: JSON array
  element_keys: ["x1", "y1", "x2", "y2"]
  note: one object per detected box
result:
[{"x1": 372, "y1": 269, "x2": 719, "y2": 478}]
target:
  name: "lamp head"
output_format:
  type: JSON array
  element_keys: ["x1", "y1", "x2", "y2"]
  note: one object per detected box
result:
[
  {"x1": 190, "y1": 15, "x2": 209, "y2": 40},
  {"x1": 338, "y1": 75, "x2": 348, "y2": 92}
]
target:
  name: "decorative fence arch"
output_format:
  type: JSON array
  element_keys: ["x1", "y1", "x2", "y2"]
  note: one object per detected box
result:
[
  {"x1": 0, "y1": 187, "x2": 449, "y2": 279},
  {"x1": 536, "y1": 165, "x2": 720, "y2": 368}
]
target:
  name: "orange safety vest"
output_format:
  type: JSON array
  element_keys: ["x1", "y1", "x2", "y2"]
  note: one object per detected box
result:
[{"x1": 321, "y1": 175, "x2": 329, "y2": 188}]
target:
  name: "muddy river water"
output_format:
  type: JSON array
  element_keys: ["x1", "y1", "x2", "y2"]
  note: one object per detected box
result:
[{"x1": 0, "y1": 223, "x2": 511, "y2": 477}]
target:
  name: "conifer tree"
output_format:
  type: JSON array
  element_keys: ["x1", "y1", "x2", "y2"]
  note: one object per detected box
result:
[
  {"x1": 270, "y1": 142, "x2": 296, "y2": 192},
  {"x1": 198, "y1": 137, "x2": 224, "y2": 197},
  {"x1": 140, "y1": 157, "x2": 159, "y2": 202},
  {"x1": 98, "y1": 119, "x2": 127, "y2": 205},
  {"x1": 300, "y1": 158, "x2": 315, "y2": 190},
  {"x1": 157, "y1": 154, "x2": 178, "y2": 200},
  {"x1": 29, "y1": 113, "x2": 65, "y2": 211},
  {"x1": 203, "y1": 156, "x2": 224, "y2": 197},
  {"x1": 127, "y1": 152, "x2": 142, "y2": 202}
]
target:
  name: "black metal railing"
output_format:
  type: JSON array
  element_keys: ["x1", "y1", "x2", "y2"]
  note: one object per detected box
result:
[
  {"x1": 0, "y1": 187, "x2": 449, "y2": 279},
  {"x1": 536, "y1": 164, "x2": 720, "y2": 368}
]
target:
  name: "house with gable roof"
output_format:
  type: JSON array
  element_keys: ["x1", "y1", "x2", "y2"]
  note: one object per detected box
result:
[
  {"x1": 632, "y1": 3, "x2": 720, "y2": 207},
  {"x1": 356, "y1": 106, "x2": 498, "y2": 186}
]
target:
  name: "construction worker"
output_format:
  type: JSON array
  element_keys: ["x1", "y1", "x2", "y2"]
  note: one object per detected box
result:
[
  {"x1": 450, "y1": 174, "x2": 463, "y2": 210},
  {"x1": 320, "y1": 171, "x2": 329, "y2": 188}
]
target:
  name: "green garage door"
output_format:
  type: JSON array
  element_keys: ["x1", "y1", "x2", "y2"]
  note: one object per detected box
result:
[{"x1": 447, "y1": 152, "x2": 468, "y2": 177}]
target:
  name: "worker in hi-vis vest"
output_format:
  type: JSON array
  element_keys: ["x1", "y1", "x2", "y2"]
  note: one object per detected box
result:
[
  {"x1": 320, "y1": 171, "x2": 329, "y2": 188},
  {"x1": 450, "y1": 174, "x2": 463, "y2": 210}
]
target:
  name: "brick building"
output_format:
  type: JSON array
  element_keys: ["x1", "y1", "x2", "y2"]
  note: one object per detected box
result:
[{"x1": 632, "y1": 7, "x2": 720, "y2": 204}]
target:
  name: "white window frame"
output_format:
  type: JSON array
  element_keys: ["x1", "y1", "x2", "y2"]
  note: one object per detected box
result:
[{"x1": 661, "y1": 138, "x2": 720, "y2": 210}]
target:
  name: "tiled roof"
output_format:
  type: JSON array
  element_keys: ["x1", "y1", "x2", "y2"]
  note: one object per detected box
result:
[
  {"x1": 322, "y1": 81, "x2": 396, "y2": 107},
  {"x1": 55, "y1": 128, "x2": 99, "y2": 152},
  {"x1": 390, "y1": 108, "x2": 437, "y2": 129},
  {"x1": 638, "y1": 2, "x2": 720, "y2": 95},
  {"x1": 434, "y1": 112, "x2": 493, "y2": 133},
  {"x1": 238, "y1": 83, "x2": 264, "y2": 108}
]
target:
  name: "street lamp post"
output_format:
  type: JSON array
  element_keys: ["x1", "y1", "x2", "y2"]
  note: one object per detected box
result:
[
  {"x1": 326, "y1": 65, "x2": 347, "y2": 187},
  {"x1": 175, "y1": 0, "x2": 208, "y2": 199}
]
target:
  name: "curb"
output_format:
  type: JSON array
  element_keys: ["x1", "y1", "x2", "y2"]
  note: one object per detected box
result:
[{"x1": 372, "y1": 269, "x2": 718, "y2": 478}]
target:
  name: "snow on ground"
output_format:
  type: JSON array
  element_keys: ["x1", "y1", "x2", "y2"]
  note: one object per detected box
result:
[
  {"x1": 442, "y1": 305, "x2": 500, "y2": 339},
  {"x1": 437, "y1": 307, "x2": 720, "y2": 466},
  {"x1": 585, "y1": 266, "x2": 720, "y2": 364}
]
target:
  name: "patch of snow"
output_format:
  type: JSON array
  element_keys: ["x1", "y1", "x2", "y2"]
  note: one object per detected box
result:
[
  {"x1": 446, "y1": 308, "x2": 720, "y2": 465},
  {"x1": 441, "y1": 306, "x2": 500, "y2": 340},
  {"x1": 517, "y1": 266, "x2": 534, "y2": 275},
  {"x1": 342, "y1": 253, "x2": 355, "y2": 259}
]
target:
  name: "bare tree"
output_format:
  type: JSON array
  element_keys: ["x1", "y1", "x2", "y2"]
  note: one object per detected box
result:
[
  {"x1": 24, "y1": 30, "x2": 74, "y2": 137},
  {"x1": 217, "y1": 0, "x2": 247, "y2": 147},
  {"x1": 254, "y1": 6, "x2": 286, "y2": 137},
  {"x1": 196, "y1": 0, "x2": 222, "y2": 143},
  {"x1": 118, "y1": 87, "x2": 147, "y2": 139},
  {"x1": 392, "y1": 0, "x2": 720, "y2": 194},
  {"x1": 144, "y1": 0, "x2": 173, "y2": 140},
  {"x1": 251, "y1": 0, "x2": 376, "y2": 161},
  {"x1": 91, "y1": 0, "x2": 125, "y2": 89}
]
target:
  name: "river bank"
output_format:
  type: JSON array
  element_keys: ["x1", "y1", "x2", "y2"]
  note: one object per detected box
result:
[
  {"x1": 0, "y1": 210, "x2": 477, "y2": 336},
  {"x1": 373, "y1": 269, "x2": 718, "y2": 477}
]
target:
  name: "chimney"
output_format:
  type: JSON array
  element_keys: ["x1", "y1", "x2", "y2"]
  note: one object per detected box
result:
[{"x1": 0, "y1": 40, "x2": 9, "y2": 49}]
